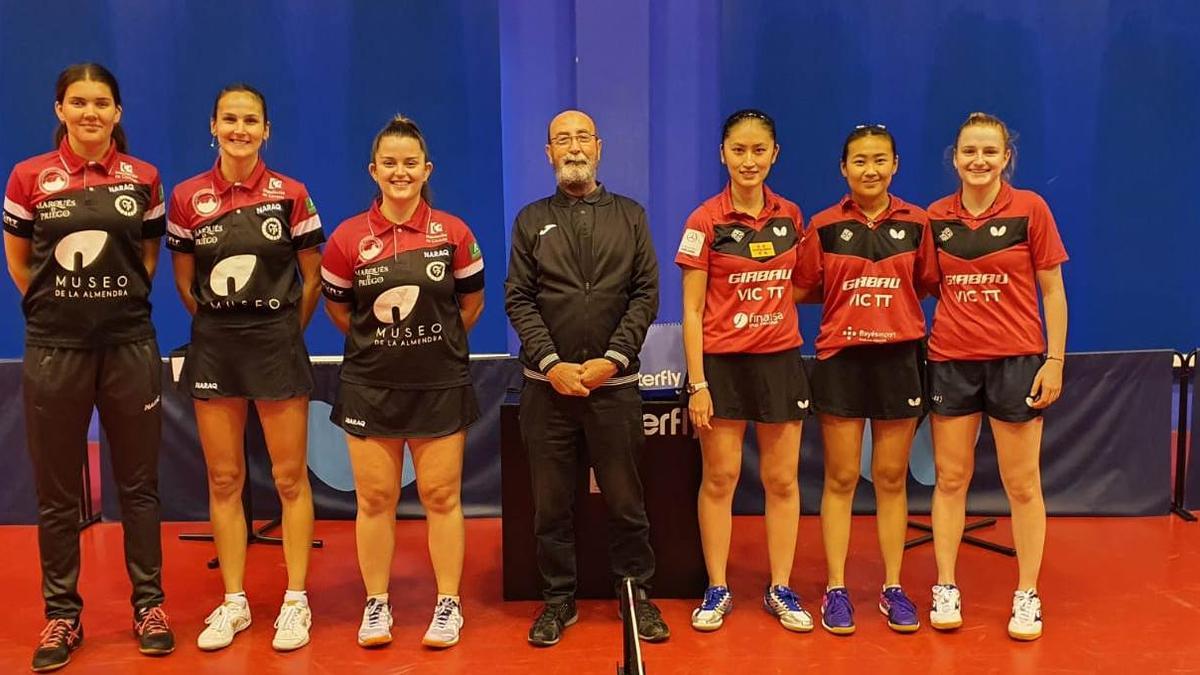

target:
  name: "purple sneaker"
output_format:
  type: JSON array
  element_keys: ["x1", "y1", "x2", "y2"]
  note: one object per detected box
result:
[
  {"x1": 820, "y1": 588, "x2": 855, "y2": 635},
  {"x1": 878, "y1": 586, "x2": 920, "y2": 633}
]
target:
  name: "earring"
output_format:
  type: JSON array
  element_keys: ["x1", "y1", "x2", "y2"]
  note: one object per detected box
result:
[{"x1": 210, "y1": 135, "x2": 217, "y2": 149}]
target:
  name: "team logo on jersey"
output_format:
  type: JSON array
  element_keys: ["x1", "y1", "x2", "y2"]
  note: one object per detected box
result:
[
  {"x1": 888, "y1": 227, "x2": 906, "y2": 240},
  {"x1": 729, "y1": 229, "x2": 745, "y2": 243},
  {"x1": 268, "y1": 177, "x2": 283, "y2": 192},
  {"x1": 989, "y1": 225, "x2": 1007, "y2": 237},
  {"x1": 470, "y1": 241, "x2": 482, "y2": 260},
  {"x1": 732, "y1": 312, "x2": 750, "y2": 329},
  {"x1": 261, "y1": 217, "x2": 283, "y2": 242},
  {"x1": 842, "y1": 326, "x2": 857, "y2": 340},
  {"x1": 938, "y1": 227, "x2": 954, "y2": 242},
  {"x1": 426, "y1": 261, "x2": 447, "y2": 282},
  {"x1": 677, "y1": 228, "x2": 704, "y2": 257},
  {"x1": 372, "y1": 285, "x2": 420, "y2": 324},
  {"x1": 54, "y1": 230, "x2": 108, "y2": 270},
  {"x1": 797, "y1": 399, "x2": 810, "y2": 409},
  {"x1": 840, "y1": 228, "x2": 854, "y2": 242},
  {"x1": 37, "y1": 167, "x2": 69, "y2": 194},
  {"x1": 358, "y1": 235, "x2": 384, "y2": 261},
  {"x1": 427, "y1": 220, "x2": 448, "y2": 244},
  {"x1": 114, "y1": 194, "x2": 138, "y2": 217},
  {"x1": 908, "y1": 397, "x2": 922, "y2": 407},
  {"x1": 192, "y1": 188, "x2": 220, "y2": 216},
  {"x1": 115, "y1": 161, "x2": 138, "y2": 180},
  {"x1": 749, "y1": 241, "x2": 775, "y2": 258},
  {"x1": 539, "y1": 223, "x2": 558, "y2": 236},
  {"x1": 262, "y1": 176, "x2": 286, "y2": 199},
  {"x1": 305, "y1": 196, "x2": 317, "y2": 215},
  {"x1": 772, "y1": 225, "x2": 788, "y2": 237},
  {"x1": 209, "y1": 254, "x2": 257, "y2": 296}
]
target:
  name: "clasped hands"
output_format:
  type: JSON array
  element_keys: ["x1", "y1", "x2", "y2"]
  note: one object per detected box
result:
[{"x1": 546, "y1": 358, "x2": 617, "y2": 397}]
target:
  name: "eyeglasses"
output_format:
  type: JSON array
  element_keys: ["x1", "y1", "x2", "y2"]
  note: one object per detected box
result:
[
  {"x1": 550, "y1": 132, "x2": 597, "y2": 147},
  {"x1": 854, "y1": 123, "x2": 888, "y2": 131}
]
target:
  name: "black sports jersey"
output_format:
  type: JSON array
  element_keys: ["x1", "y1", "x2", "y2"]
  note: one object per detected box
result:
[
  {"x1": 321, "y1": 200, "x2": 484, "y2": 389},
  {"x1": 167, "y1": 160, "x2": 323, "y2": 321},
  {"x1": 3, "y1": 139, "x2": 165, "y2": 347}
]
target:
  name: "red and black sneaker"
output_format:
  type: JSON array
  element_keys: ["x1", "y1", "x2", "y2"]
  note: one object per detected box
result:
[
  {"x1": 133, "y1": 606, "x2": 175, "y2": 656},
  {"x1": 32, "y1": 617, "x2": 82, "y2": 672}
]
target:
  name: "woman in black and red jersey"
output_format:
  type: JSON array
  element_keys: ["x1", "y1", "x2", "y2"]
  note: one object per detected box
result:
[
  {"x1": 321, "y1": 116, "x2": 484, "y2": 650},
  {"x1": 795, "y1": 125, "x2": 937, "y2": 636},
  {"x1": 926, "y1": 113, "x2": 1068, "y2": 642},
  {"x1": 167, "y1": 84, "x2": 324, "y2": 653},
  {"x1": 2, "y1": 63, "x2": 174, "y2": 671},
  {"x1": 675, "y1": 109, "x2": 813, "y2": 634}
]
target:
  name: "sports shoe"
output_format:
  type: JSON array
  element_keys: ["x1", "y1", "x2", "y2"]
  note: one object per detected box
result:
[
  {"x1": 133, "y1": 606, "x2": 175, "y2": 655},
  {"x1": 621, "y1": 591, "x2": 670, "y2": 643},
  {"x1": 930, "y1": 584, "x2": 962, "y2": 630},
  {"x1": 422, "y1": 597, "x2": 464, "y2": 648},
  {"x1": 528, "y1": 600, "x2": 578, "y2": 647},
  {"x1": 820, "y1": 587, "x2": 855, "y2": 635},
  {"x1": 878, "y1": 586, "x2": 920, "y2": 633},
  {"x1": 1008, "y1": 589, "x2": 1043, "y2": 641},
  {"x1": 357, "y1": 597, "x2": 394, "y2": 648},
  {"x1": 763, "y1": 585, "x2": 814, "y2": 632},
  {"x1": 31, "y1": 617, "x2": 82, "y2": 672},
  {"x1": 272, "y1": 601, "x2": 312, "y2": 651},
  {"x1": 690, "y1": 585, "x2": 733, "y2": 631},
  {"x1": 197, "y1": 600, "x2": 252, "y2": 651}
]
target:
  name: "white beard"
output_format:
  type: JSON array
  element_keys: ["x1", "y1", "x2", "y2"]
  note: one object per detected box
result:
[{"x1": 555, "y1": 159, "x2": 595, "y2": 188}]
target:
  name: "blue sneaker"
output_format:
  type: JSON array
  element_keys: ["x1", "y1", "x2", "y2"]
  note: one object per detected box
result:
[
  {"x1": 820, "y1": 587, "x2": 855, "y2": 635},
  {"x1": 762, "y1": 585, "x2": 813, "y2": 632},
  {"x1": 690, "y1": 586, "x2": 732, "y2": 632},
  {"x1": 879, "y1": 586, "x2": 920, "y2": 633}
]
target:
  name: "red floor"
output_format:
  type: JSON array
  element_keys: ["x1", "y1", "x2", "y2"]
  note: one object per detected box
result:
[{"x1": 1, "y1": 516, "x2": 1198, "y2": 674}]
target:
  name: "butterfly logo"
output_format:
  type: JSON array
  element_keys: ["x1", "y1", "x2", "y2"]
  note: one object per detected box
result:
[
  {"x1": 888, "y1": 228, "x2": 906, "y2": 240},
  {"x1": 990, "y1": 225, "x2": 1007, "y2": 237},
  {"x1": 772, "y1": 225, "x2": 788, "y2": 237}
]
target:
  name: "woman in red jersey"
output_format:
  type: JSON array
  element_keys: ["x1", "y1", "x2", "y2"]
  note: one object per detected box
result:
[
  {"x1": 796, "y1": 124, "x2": 937, "y2": 636},
  {"x1": 321, "y1": 116, "x2": 484, "y2": 650},
  {"x1": 168, "y1": 84, "x2": 324, "y2": 653},
  {"x1": 3, "y1": 63, "x2": 174, "y2": 671},
  {"x1": 926, "y1": 113, "x2": 1068, "y2": 642},
  {"x1": 675, "y1": 109, "x2": 813, "y2": 634}
]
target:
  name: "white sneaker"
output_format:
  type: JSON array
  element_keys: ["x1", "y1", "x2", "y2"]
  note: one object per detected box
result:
[
  {"x1": 930, "y1": 584, "x2": 963, "y2": 630},
  {"x1": 272, "y1": 601, "x2": 312, "y2": 651},
  {"x1": 421, "y1": 597, "x2": 464, "y2": 648},
  {"x1": 357, "y1": 598, "x2": 394, "y2": 648},
  {"x1": 197, "y1": 600, "x2": 252, "y2": 651},
  {"x1": 763, "y1": 585, "x2": 814, "y2": 633},
  {"x1": 691, "y1": 586, "x2": 733, "y2": 632},
  {"x1": 1008, "y1": 589, "x2": 1043, "y2": 641}
]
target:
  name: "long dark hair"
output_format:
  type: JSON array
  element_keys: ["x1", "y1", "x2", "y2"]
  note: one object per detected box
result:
[
  {"x1": 54, "y1": 63, "x2": 127, "y2": 153},
  {"x1": 371, "y1": 115, "x2": 432, "y2": 205}
]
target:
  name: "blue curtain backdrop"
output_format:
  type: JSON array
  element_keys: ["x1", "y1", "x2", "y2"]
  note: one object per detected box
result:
[{"x1": 1, "y1": 0, "x2": 1197, "y2": 358}]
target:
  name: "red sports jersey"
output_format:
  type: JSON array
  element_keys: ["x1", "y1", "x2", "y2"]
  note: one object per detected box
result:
[
  {"x1": 3, "y1": 138, "x2": 165, "y2": 347},
  {"x1": 674, "y1": 184, "x2": 805, "y2": 354},
  {"x1": 321, "y1": 199, "x2": 484, "y2": 389},
  {"x1": 927, "y1": 184, "x2": 1068, "y2": 361},
  {"x1": 797, "y1": 194, "x2": 937, "y2": 359},
  {"x1": 167, "y1": 160, "x2": 323, "y2": 322}
]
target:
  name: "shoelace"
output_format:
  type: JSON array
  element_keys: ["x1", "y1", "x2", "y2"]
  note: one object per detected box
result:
[
  {"x1": 634, "y1": 599, "x2": 662, "y2": 625},
  {"x1": 933, "y1": 586, "x2": 958, "y2": 612},
  {"x1": 431, "y1": 599, "x2": 458, "y2": 629},
  {"x1": 884, "y1": 589, "x2": 915, "y2": 614},
  {"x1": 363, "y1": 600, "x2": 390, "y2": 631},
  {"x1": 38, "y1": 619, "x2": 76, "y2": 648},
  {"x1": 204, "y1": 603, "x2": 238, "y2": 632},
  {"x1": 699, "y1": 586, "x2": 728, "y2": 611},
  {"x1": 274, "y1": 604, "x2": 306, "y2": 631},
  {"x1": 136, "y1": 607, "x2": 170, "y2": 635},
  {"x1": 1013, "y1": 591, "x2": 1039, "y2": 623},
  {"x1": 770, "y1": 586, "x2": 803, "y2": 612},
  {"x1": 826, "y1": 589, "x2": 853, "y2": 616}
]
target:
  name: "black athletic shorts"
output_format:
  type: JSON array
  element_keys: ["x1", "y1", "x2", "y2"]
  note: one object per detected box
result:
[
  {"x1": 812, "y1": 340, "x2": 926, "y2": 419},
  {"x1": 332, "y1": 380, "x2": 480, "y2": 438},
  {"x1": 927, "y1": 355, "x2": 1045, "y2": 423},
  {"x1": 685, "y1": 349, "x2": 811, "y2": 423},
  {"x1": 181, "y1": 312, "x2": 313, "y2": 400}
]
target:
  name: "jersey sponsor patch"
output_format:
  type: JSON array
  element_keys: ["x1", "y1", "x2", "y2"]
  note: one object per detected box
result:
[
  {"x1": 469, "y1": 241, "x2": 482, "y2": 260},
  {"x1": 261, "y1": 217, "x2": 283, "y2": 241},
  {"x1": 192, "y1": 188, "x2": 220, "y2": 216},
  {"x1": 677, "y1": 228, "x2": 705, "y2": 257},
  {"x1": 358, "y1": 235, "x2": 384, "y2": 262},
  {"x1": 306, "y1": 196, "x2": 317, "y2": 215},
  {"x1": 37, "y1": 167, "x2": 69, "y2": 194},
  {"x1": 114, "y1": 194, "x2": 138, "y2": 217},
  {"x1": 749, "y1": 241, "x2": 775, "y2": 258}
]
